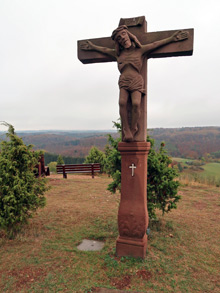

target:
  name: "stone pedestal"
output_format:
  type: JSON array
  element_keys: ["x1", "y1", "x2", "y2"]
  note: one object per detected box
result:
[{"x1": 116, "y1": 142, "x2": 150, "y2": 259}]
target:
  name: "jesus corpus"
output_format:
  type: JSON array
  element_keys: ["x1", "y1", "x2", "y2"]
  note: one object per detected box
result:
[{"x1": 81, "y1": 25, "x2": 188, "y2": 142}]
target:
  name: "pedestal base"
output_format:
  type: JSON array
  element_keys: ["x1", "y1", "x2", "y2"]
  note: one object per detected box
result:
[
  {"x1": 116, "y1": 142, "x2": 150, "y2": 259},
  {"x1": 116, "y1": 234, "x2": 148, "y2": 259}
]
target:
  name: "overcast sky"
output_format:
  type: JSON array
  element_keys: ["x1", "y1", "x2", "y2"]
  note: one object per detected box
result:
[{"x1": 0, "y1": 0, "x2": 219, "y2": 131}]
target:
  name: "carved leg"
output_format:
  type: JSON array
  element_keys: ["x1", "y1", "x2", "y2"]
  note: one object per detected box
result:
[
  {"x1": 131, "y1": 91, "x2": 141, "y2": 137},
  {"x1": 119, "y1": 89, "x2": 133, "y2": 141}
]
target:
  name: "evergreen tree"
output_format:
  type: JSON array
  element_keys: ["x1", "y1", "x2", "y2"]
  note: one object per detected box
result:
[
  {"x1": 106, "y1": 121, "x2": 180, "y2": 219},
  {"x1": 85, "y1": 146, "x2": 105, "y2": 173},
  {"x1": 57, "y1": 154, "x2": 64, "y2": 165},
  {"x1": 0, "y1": 123, "x2": 48, "y2": 236}
]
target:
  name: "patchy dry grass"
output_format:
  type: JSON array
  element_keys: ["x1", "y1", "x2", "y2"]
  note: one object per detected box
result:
[{"x1": 0, "y1": 174, "x2": 219, "y2": 292}]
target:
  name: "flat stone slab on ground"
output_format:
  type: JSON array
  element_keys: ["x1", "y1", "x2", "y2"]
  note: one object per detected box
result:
[
  {"x1": 77, "y1": 239, "x2": 104, "y2": 251},
  {"x1": 94, "y1": 289, "x2": 141, "y2": 292}
]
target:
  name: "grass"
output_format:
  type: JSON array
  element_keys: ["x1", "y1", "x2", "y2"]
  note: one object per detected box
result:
[
  {"x1": 172, "y1": 157, "x2": 193, "y2": 164},
  {"x1": 173, "y1": 157, "x2": 220, "y2": 186},
  {"x1": 0, "y1": 174, "x2": 220, "y2": 292},
  {"x1": 202, "y1": 163, "x2": 220, "y2": 179},
  {"x1": 179, "y1": 172, "x2": 220, "y2": 187}
]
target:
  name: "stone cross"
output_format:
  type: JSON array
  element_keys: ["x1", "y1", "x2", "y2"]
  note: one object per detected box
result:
[
  {"x1": 78, "y1": 16, "x2": 193, "y2": 142},
  {"x1": 77, "y1": 16, "x2": 193, "y2": 259}
]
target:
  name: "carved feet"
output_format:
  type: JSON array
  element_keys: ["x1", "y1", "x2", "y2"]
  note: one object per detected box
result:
[
  {"x1": 123, "y1": 128, "x2": 133, "y2": 142},
  {"x1": 123, "y1": 125, "x2": 138, "y2": 142}
]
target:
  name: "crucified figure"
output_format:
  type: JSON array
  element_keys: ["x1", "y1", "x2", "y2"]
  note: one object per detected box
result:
[{"x1": 81, "y1": 25, "x2": 188, "y2": 142}]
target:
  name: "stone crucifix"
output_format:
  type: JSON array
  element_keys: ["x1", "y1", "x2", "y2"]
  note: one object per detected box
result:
[
  {"x1": 78, "y1": 16, "x2": 193, "y2": 258},
  {"x1": 78, "y1": 16, "x2": 193, "y2": 142}
]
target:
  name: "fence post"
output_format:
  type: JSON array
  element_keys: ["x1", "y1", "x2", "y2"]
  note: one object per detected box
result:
[
  {"x1": 91, "y1": 164, "x2": 94, "y2": 179},
  {"x1": 62, "y1": 165, "x2": 67, "y2": 179}
]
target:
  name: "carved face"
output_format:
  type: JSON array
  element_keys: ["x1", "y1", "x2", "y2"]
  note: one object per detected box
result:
[{"x1": 115, "y1": 30, "x2": 132, "y2": 49}]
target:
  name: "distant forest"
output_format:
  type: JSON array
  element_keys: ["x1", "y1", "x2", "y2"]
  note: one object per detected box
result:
[
  {"x1": 149, "y1": 127, "x2": 220, "y2": 159},
  {"x1": 1, "y1": 127, "x2": 220, "y2": 163}
]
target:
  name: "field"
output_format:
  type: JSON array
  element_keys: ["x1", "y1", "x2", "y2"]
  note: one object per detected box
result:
[
  {"x1": 202, "y1": 163, "x2": 220, "y2": 179},
  {"x1": 173, "y1": 158, "x2": 220, "y2": 186},
  {"x1": 0, "y1": 175, "x2": 220, "y2": 292}
]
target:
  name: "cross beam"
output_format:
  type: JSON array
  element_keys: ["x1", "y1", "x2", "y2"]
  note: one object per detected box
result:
[{"x1": 78, "y1": 17, "x2": 193, "y2": 64}]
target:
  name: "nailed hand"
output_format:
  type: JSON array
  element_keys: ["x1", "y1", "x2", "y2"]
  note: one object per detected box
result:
[
  {"x1": 80, "y1": 40, "x2": 94, "y2": 50},
  {"x1": 172, "y1": 31, "x2": 189, "y2": 42}
]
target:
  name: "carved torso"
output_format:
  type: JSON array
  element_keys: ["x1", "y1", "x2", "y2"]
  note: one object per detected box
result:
[
  {"x1": 117, "y1": 46, "x2": 145, "y2": 94},
  {"x1": 117, "y1": 46, "x2": 144, "y2": 74}
]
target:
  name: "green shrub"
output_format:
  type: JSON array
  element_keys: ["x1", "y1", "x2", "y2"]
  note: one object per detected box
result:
[
  {"x1": 0, "y1": 123, "x2": 48, "y2": 236},
  {"x1": 147, "y1": 137, "x2": 180, "y2": 219},
  {"x1": 105, "y1": 122, "x2": 121, "y2": 186},
  {"x1": 48, "y1": 161, "x2": 57, "y2": 173}
]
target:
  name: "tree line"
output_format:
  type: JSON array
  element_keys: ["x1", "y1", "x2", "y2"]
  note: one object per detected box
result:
[
  {"x1": 16, "y1": 127, "x2": 220, "y2": 161},
  {"x1": 44, "y1": 152, "x2": 84, "y2": 165}
]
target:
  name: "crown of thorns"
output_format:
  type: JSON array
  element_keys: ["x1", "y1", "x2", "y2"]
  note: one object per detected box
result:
[{"x1": 111, "y1": 25, "x2": 128, "y2": 40}]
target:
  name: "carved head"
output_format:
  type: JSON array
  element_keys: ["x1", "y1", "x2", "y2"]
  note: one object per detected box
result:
[{"x1": 111, "y1": 25, "x2": 141, "y2": 56}]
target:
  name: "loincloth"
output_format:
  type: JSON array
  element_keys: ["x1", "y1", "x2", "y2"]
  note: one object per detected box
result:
[{"x1": 119, "y1": 74, "x2": 145, "y2": 94}]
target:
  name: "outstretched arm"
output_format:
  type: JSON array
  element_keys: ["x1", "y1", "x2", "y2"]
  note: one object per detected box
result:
[
  {"x1": 141, "y1": 31, "x2": 189, "y2": 56},
  {"x1": 80, "y1": 40, "x2": 117, "y2": 60}
]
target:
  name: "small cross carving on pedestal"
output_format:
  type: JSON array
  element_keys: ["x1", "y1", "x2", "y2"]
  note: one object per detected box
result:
[{"x1": 129, "y1": 163, "x2": 136, "y2": 177}]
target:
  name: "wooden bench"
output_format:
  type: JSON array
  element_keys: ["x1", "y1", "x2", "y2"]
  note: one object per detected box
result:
[{"x1": 56, "y1": 163, "x2": 101, "y2": 179}]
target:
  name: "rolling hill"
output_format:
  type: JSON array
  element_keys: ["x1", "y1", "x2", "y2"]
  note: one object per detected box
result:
[{"x1": 1, "y1": 127, "x2": 220, "y2": 160}]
